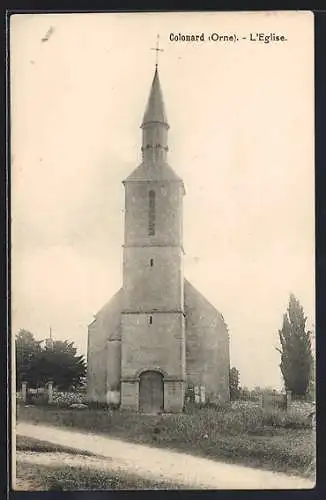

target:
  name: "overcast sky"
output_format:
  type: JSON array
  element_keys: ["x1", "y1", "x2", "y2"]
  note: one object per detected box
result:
[{"x1": 11, "y1": 11, "x2": 314, "y2": 389}]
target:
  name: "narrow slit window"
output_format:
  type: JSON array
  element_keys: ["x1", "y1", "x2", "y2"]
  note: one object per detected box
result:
[
  {"x1": 148, "y1": 190, "x2": 156, "y2": 236},
  {"x1": 150, "y1": 258, "x2": 154, "y2": 267},
  {"x1": 149, "y1": 315, "x2": 153, "y2": 325}
]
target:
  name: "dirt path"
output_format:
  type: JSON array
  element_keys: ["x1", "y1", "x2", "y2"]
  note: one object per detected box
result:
[{"x1": 16, "y1": 422, "x2": 314, "y2": 490}]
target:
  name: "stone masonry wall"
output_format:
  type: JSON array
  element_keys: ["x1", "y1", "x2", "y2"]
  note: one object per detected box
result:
[
  {"x1": 87, "y1": 289, "x2": 122, "y2": 403},
  {"x1": 124, "y1": 181, "x2": 183, "y2": 247},
  {"x1": 121, "y1": 312, "x2": 186, "y2": 381},
  {"x1": 123, "y1": 246, "x2": 183, "y2": 313},
  {"x1": 184, "y1": 279, "x2": 230, "y2": 402}
]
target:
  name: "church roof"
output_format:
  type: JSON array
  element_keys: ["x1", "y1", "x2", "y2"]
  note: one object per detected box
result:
[
  {"x1": 91, "y1": 279, "x2": 227, "y2": 343},
  {"x1": 124, "y1": 161, "x2": 183, "y2": 183},
  {"x1": 141, "y1": 67, "x2": 168, "y2": 127}
]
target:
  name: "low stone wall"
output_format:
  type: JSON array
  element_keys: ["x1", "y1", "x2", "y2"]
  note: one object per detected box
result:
[
  {"x1": 51, "y1": 391, "x2": 88, "y2": 407},
  {"x1": 288, "y1": 400, "x2": 315, "y2": 418},
  {"x1": 16, "y1": 384, "x2": 88, "y2": 407},
  {"x1": 231, "y1": 400, "x2": 261, "y2": 410},
  {"x1": 231, "y1": 394, "x2": 315, "y2": 415}
]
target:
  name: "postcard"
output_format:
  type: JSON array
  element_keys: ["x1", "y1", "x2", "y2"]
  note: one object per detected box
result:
[{"x1": 10, "y1": 11, "x2": 315, "y2": 490}]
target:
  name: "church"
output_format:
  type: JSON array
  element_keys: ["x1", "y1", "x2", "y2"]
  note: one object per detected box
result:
[{"x1": 87, "y1": 62, "x2": 230, "y2": 413}]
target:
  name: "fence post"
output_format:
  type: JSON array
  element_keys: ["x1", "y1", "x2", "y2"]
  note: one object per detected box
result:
[
  {"x1": 286, "y1": 390, "x2": 292, "y2": 410},
  {"x1": 21, "y1": 381, "x2": 27, "y2": 403},
  {"x1": 200, "y1": 385, "x2": 206, "y2": 404},
  {"x1": 194, "y1": 386, "x2": 200, "y2": 404},
  {"x1": 47, "y1": 380, "x2": 54, "y2": 404}
]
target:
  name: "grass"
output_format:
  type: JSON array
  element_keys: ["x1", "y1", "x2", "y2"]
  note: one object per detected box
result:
[
  {"x1": 17, "y1": 404, "x2": 315, "y2": 479},
  {"x1": 16, "y1": 435, "x2": 95, "y2": 456},
  {"x1": 16, "y1": 460, "x2": 181, "y2": 490}
]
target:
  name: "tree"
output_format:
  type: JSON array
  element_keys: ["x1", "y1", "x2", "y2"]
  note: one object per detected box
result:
[
  {"x1": 15, "y1": 330, "x2": 87, "y2": 391},
  {"x1": 308, "y1": 325, "x2": 316, "y2": 401},
  {"x1": 308, "y1": 364, "x2": 315, "y2": 401},
  {"x1": 229, "y1": 366, "x2": 240, "y2": 400},
  {"x1": 276, "y1": 294, "x2": 313, "y2": 397},
  {"x1": 34, "y1": 340, "x2": 87, "y2": 390},
  {"x1": 15, "y1": 329, "x2": 42, "y2": 389}
]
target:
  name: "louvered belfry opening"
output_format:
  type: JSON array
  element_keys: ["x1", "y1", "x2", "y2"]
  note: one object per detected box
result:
[{"x1": 148, "y1": 190, "x2": 156, "y2": 235}]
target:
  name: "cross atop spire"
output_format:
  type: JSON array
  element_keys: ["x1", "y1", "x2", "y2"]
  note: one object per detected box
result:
[{"x1": 151, "y1": 34, "x2": 164, "y2": 69}]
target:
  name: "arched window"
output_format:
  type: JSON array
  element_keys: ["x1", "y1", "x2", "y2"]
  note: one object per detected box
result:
[{"x1": 148, "y1": 190, "x2": 156, "y2": 236}]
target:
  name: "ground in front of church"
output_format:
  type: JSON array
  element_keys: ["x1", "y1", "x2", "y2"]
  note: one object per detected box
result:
[{"x1": 13, "y1": 404, "x2": 315, "y2": 490}]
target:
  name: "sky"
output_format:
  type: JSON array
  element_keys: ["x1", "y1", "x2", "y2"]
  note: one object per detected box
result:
[{"x1": 11, "y1": 11, "x2": 314, "y2": 389}]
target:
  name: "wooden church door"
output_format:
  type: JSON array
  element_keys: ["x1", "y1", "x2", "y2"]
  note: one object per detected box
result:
[{"x1": 139, "y1": 371, "x2": 164, "y2": 414}]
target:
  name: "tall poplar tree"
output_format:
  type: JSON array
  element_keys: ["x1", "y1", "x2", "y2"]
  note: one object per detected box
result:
[{"x1": 276, "y1": 294, "x2": 313, "y2": 396}]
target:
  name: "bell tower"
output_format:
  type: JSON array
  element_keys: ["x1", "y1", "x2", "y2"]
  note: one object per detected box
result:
[{"x1": 120, "y1": 62, "x2": 186, "y2": 413}]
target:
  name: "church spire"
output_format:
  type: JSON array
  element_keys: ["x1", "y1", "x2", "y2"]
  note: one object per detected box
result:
[
  {"x1": 141, "y1": 67, "x2": 169, "y2": 163},
  {"x1": 141, "y1": 66, "x2": 169, "y2": 128},
  {"x1": 124, "y1": 43, "x2": 183, "y2": 183}
]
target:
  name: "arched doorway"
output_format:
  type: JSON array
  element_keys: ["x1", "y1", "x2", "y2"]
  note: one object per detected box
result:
[{"x1": 139, "y1": 371, "x2": 164, "y2": 414}]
